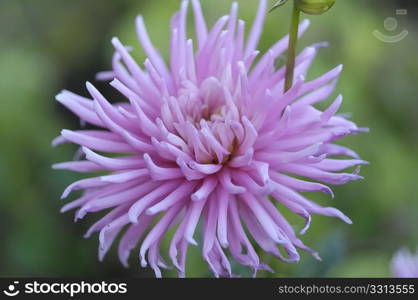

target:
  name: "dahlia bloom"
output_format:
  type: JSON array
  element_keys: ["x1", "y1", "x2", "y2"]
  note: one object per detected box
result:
[
  {"x1": 54, "y1": 0, "x2": 366, "y2": 277},
  {"x1": 392, "y1": 248, "x2": 418, "y2": 278}
]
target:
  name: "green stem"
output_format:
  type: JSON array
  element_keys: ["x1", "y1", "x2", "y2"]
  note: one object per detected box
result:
[{"x1": 284, "y1": 2, "x2": 300, "y2": 92}]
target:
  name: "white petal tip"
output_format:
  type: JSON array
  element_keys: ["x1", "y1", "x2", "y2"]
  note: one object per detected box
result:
[
  {"x1": 220, "y1": 242, "x2": 229, "y2": 248},
  {"x1": 111, "y1": 36, "x2": 119, "y2": 45},
  {"x1": 83, "y1": 232, "x2": 92, "y2": 239},
  {"x1": 85, "y1": 81, "x2": 94, "y2": 90},
  {"x1": 52, "y1": 164, "x2": 60, "y2": 170},
  {"x1": 187, "y1": 237, "x2": 198, "y2": 246},
  {"x1": 60, "y1": 188, "x2": 71, "y2": 199},
  {"x1": 301, "y1": 19, "x2": 311, "y2": 27},
  {"x1": 145, "y1": 208, "x2": 158, "y2": 215},
  {"x1": 313, "y1": 253, "x2": 322, "y2": 261},
  {"x1": 129, "y1": 217, "x2": 139, "y2": 224},
  {"x1": 191, "y1": 194, "x2": 201, "y2": 202},
  {"x1": 55, "y1": 93, "x2": 66, "y2": 102}
]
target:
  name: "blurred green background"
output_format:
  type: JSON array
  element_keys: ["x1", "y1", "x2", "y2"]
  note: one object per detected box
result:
[{"x1": 0, "y1": 0, "x2": 417, "y2": 278}]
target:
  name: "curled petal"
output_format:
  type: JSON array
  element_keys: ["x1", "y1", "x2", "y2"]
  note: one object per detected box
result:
[
  {"x1": 83, "y1": 147, "x2": 144, "y2": 170},
  {"x1": 191, "y1": 176, "x2": 217, "y2": 201},
  {"x1": 188, "y1": 161, "x2": 222, "y2": 174},
  {"x1": 128, "y1": 180, "x2": 180, "y2": 223},
  {"x1": 219, "y1": 169, "x2": 246, "y2": 194},
  {"x1": 146, "y1": 181, "x2": 197, "y2": 215},
  {"x1": 144, "y1": 154, "x2": 184, "y2": 180}
]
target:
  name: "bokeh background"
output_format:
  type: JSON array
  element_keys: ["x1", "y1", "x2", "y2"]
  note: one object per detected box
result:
[{"x1": 1, "y1": 0, "x2": 417, "y2": 278}]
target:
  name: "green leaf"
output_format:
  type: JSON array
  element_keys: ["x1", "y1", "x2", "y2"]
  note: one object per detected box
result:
[{"x1": 269, "y1": 0, "x2": 290, "y2": 13}]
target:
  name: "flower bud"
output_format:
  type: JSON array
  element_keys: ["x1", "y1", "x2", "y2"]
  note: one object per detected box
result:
[{"x1": 295, "y1": 0, "x2": 336, "y2": 15}]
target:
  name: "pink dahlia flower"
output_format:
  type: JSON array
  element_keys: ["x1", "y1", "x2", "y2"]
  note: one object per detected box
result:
[
  {"x1": 54, "y1": 0, "x2": 367, "y2": 277},
  {"x1": 392, "y1": 248, "x2": 418, "y2": 278}
]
